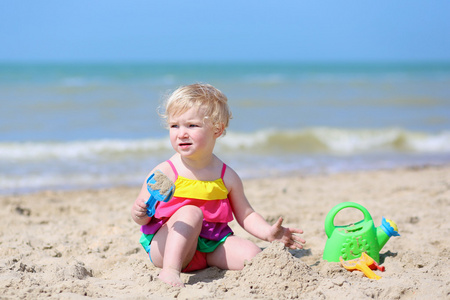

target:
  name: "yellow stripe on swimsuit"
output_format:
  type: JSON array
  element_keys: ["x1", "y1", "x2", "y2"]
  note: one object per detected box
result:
[{"x1": 173, "y1": 176, "x2": 228, "y2": 200}]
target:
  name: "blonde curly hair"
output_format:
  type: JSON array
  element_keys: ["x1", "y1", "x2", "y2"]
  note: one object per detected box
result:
[{"x1": 160, "y1": 83, "x2": 232, "y2": 136}]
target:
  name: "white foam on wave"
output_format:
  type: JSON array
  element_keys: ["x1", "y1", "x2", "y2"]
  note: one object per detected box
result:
[
  {"x1": 0, "y1": 138, "x2": 171, "y2": 161},
  {"x1": 317, "y1": 128, "x2": 450, "y2": 153},
  {"x1": 404, "y1": 131, "x2": 450, "y2": 152},
  {"x1": 0, "y1": 128, "x2": 449, "y2": 163},
  {"x1": 0, "y1": 172, "x2": 143, "y2": 194},
  {"x1": 219, "y1": 128, "x2": 450, "y2": 154},
  {"x1": 1, "y1": 128, "x2": 449, "y2": 195}
]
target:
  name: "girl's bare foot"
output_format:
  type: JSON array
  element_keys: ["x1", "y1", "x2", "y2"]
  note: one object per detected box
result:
[{"x1": 158, "y1": 268, "x2": 185, "y2": 287}]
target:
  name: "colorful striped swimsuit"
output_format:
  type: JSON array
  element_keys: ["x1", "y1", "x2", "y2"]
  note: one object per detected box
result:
[{"x1": 140, "y1": 160, "x2": 234, "y2": 255}]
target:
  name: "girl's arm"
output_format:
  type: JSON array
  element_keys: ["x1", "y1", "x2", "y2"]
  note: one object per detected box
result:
[
  {"x1": 131, "y1": 161, "x2": 176, "y2": 226},
  {"x1": 131, "y1": 181, "x2": 152, "y2": 226},
  {"x1": 226, "y1": 168, "x2": 305, "y2": 250}
]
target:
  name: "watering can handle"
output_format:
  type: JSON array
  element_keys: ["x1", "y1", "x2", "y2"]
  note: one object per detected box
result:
[{"x1": 324, "y1": 202, "x2": 373, "y2": 238}]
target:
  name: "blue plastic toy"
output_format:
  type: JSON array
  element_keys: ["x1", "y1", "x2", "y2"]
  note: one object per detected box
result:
[{"x1": 145, "y1": 170, "x2": 175, "y2": 217}]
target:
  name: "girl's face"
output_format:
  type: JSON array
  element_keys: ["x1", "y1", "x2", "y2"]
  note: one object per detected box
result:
[{"x1": 168, "y1": 107, "x2": 220, "y2": 160}]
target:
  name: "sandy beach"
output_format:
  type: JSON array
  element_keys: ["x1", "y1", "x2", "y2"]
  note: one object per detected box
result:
[{"x1": 1, "y1": 165, "x2": 449, "y2": 299}]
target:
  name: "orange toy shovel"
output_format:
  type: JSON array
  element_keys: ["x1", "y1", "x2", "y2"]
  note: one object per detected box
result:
[{"x1": 340, "y1": 253, "x2": 382, "y2": 280}]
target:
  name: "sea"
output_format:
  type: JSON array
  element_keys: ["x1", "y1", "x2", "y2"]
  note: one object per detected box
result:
[{"x1": 1, "y1": 62, "x2": 449, "y2": 195}]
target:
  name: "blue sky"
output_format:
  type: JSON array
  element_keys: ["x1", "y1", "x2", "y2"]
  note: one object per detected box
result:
[{"x1": 1, "y1": 1, "x2": 449, "y2": 63}]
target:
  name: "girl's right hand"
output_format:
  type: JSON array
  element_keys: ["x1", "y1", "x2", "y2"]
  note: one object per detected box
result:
[{"x1": 131, "y1": 197, "x2": 150, "y2": 225}]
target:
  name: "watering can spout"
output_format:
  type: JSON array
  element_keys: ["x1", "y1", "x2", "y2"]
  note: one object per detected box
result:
[{"x1": 377, "y1": 217, "x2": 400, "y2": 249}]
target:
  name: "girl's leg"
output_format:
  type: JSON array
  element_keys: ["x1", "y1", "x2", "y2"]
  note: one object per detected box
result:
[
  {"x1": 150, "y1": 205, "x2": 203, "y2": 287},
  {"x1": 206, "y1": 235, "x2": 261, "y2": 270}
]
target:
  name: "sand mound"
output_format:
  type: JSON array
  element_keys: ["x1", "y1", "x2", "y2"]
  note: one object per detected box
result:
[{"x1": 221, "y1": 242, "x2": 318, "y2": 299}]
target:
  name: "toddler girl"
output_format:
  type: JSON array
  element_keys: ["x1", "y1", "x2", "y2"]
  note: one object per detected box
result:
[{"x1": 131, "y1": 83, "x2": 305, "y2": 287}]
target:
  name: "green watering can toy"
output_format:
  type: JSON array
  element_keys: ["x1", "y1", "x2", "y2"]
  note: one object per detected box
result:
[{"x1": 323, "y1": 202, "x2": 400, "y2": 263}]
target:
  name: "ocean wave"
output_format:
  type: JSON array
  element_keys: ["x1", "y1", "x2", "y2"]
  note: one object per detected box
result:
[
  {"x1": 220, "y1": 128, "x2": 450, "y2": 154},
  {"x1": 0, "y1": 138, "x2": 171, "y2": 161},
  {"x1": 0, "y1": 128, "x2": 449, "y2": 162},
  {"x1": 0, "y1": 172, "x2": 144, "y2": 194}
]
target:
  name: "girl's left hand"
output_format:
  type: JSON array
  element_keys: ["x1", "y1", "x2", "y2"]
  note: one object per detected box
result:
[{"x1": 269, "y1": 217, "x2": 306, "y2": 250}]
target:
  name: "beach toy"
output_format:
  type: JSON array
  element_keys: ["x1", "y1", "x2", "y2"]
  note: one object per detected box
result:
[
  {"x1": 323, "y1": 202, "x2": 399, "y2": 263},
  {"x1": 145, "y1": 170, "x2": 175, "y2": 217},
  {"x1": 340, "y1": 252, "x2": 384, "y2": 280}
]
